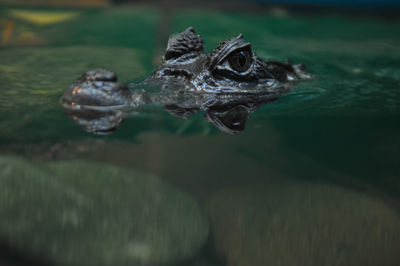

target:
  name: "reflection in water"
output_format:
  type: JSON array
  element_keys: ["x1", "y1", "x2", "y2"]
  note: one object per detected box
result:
[
  {"x1": 61, "y1": 27, "x2": 310, "y2": 134},
  {"x1": 64, "y1": 107, "x2": 129, "y2": 135},
  {"x1": 62, "y1": 76, "x2": 285, "y2": 134}
]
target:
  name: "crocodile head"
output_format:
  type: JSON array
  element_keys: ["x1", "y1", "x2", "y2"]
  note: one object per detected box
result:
[
  {"x1": 153, "y1": 27, "x2": 309, "y2": 94},
  {"x1": 147, "y1": 27, "x2": 310, "y2": 133},
  {"x1": 62, "y1": 27, "x2": 310, "y2": 135}
]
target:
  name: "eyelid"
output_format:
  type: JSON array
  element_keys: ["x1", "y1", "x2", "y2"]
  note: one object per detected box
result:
[{"x1": 208, "y1": 40, "x2": 252, "y2": 71}]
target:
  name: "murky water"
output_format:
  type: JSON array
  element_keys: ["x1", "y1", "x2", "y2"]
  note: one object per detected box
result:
[{"x1": 0, "y1": 5, "x2": 399, "y2": 266}]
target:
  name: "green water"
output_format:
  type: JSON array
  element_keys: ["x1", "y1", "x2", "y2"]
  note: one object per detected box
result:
[{"x1": 0, "y1": 5, "x2": 399, "y2": 266}]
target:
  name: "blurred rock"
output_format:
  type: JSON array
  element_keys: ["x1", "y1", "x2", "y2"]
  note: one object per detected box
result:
[
  {"x1": 205, "y1": 181, "x2": 400, "y2": 266},
  {"x1": 9, "y1": 10, "x2": 80, "y2": 25},
  {"x1": 0, "y1": 156, "x2": 209, "y2": 266}
]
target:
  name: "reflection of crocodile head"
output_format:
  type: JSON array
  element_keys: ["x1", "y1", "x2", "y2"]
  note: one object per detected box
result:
[{"x1": 61, "y1": 27, "x2": 310, "y2": 134}]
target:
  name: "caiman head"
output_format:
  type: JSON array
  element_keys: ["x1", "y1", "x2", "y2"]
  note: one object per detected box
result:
[
  {"x1": 61, "y1": 27, "x2": 310, "y2": 135},
  {"x1": 153, "y1": 27, "x2": 309, "y2": 94}
]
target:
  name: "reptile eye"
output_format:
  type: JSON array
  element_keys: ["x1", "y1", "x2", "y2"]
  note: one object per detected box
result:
[{"x1": 227, "y1": 49, "x2": 252, "y2": 72}]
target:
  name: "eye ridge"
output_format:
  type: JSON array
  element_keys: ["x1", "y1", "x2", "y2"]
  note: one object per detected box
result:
[{"x1": 228, "y1": 49, "x2": 252, "y2": 72}]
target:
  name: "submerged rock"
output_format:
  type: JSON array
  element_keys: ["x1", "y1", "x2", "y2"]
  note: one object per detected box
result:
[
  {"x1": 0, "y1": 156, "x2": 209, "y2": 266},
  {"x1": 205, "y1": 181, "x2": 400, "y2": 266}
]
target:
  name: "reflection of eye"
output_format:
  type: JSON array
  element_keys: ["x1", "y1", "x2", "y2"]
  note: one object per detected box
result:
[{"x1": 227, "y1": 49, "x2": 252, "y2": 72}]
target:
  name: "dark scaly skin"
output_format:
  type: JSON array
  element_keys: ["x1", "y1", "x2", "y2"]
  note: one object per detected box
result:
[{"x1": 62, "y1": 27, "x2": 310, "y2": 134}]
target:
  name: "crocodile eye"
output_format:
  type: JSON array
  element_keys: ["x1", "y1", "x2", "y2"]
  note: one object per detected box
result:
[{"x1": 227, "y1": 49, "x2": 252, "y2": 72}]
